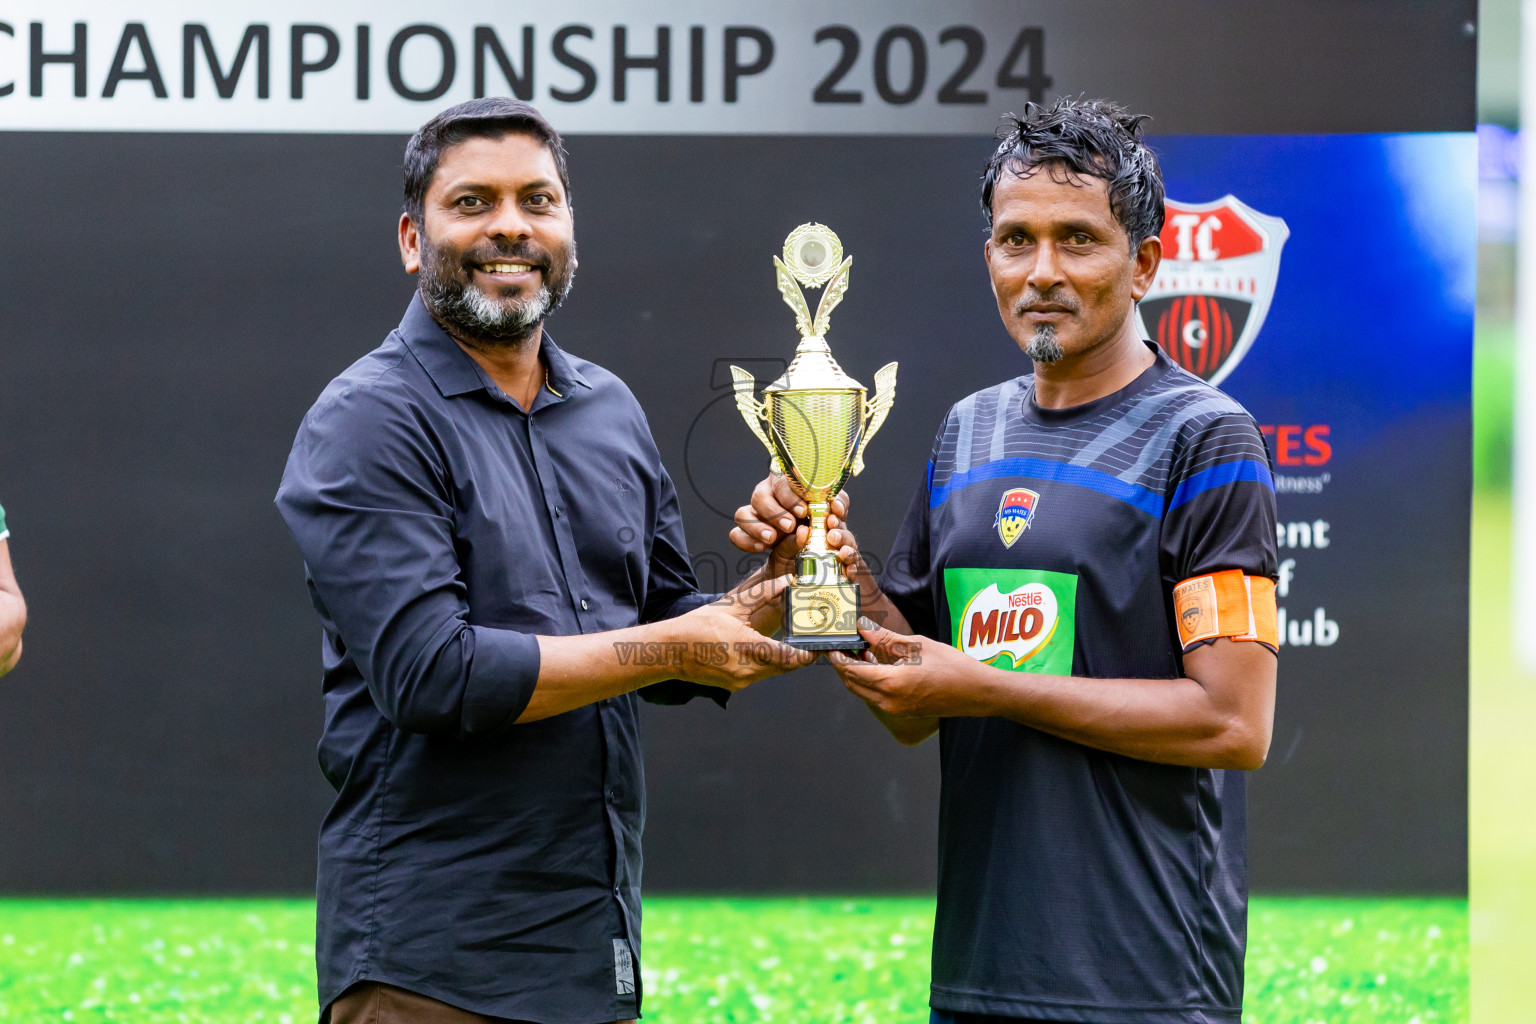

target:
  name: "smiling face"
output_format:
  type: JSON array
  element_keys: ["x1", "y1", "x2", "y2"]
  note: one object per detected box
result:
[
  {"x1": 984, "y1": 163, "x2": 1159, "y2": 367},
  {"x1": 399, "y1": 132, "x2": 576, "y2": 347}
]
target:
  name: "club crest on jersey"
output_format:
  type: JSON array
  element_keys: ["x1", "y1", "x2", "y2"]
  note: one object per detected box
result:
[
  {"x1": 994, "y1": 488, "x2": 1039, "y2": 548},
  {"x1": 1136, "y1": 195, "x2": 1289, "y2": 386}
]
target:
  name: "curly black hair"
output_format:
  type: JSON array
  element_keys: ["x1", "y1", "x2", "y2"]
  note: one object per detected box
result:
[
  {"x1": 402, "y1": 97, "x2": 571, "y2": 226},
  {"x1": 980, "y1": 98, "x2": 1164, "y2": 251}
]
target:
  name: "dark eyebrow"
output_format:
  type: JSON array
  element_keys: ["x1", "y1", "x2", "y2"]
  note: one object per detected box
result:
[
  {"x1": 442, "y1": 178, "x2": 561, "y2": 196},
  {"x1": 995, "y1": 216, "x2": 1108, "y2": 237}
]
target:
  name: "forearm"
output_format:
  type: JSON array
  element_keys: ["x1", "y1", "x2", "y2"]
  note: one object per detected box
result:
[
  {"x1": 967, "y1": 657, "x2": 1271, "y2": 769},
  {"x1": 522, "y1": 619, "x2": 689, "y2": 723},
  {"x1": 0, "y1": 593, "x2": 24, "y2": 676},
  {"x1": 0, "y1": 541, "x2": 24, "y2": 677},
  {"x1": 862, "y1": 701, "x2": 939, "y2": 745},
  {"x1": 856, "y1": 584, "x2": 914, "y2": 636}
]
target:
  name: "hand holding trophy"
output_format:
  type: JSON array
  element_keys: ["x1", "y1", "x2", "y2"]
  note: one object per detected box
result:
[{"x1": 729, "y1": 224, "x2": 896, "y2": 652}]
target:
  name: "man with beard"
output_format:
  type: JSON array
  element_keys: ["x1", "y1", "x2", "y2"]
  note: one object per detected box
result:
[
  {"x1": 734, "y1": 99, "x2": 1279, "y2": 1022},
  {"x1": 276, "y1": 98, "x2": 816, "y2": 1024}
]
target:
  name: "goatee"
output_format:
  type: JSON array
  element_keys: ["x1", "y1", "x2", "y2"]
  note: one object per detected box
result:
[
  {"x1": 1015, "y1": 286, "x2": 1076, "y2": 364},
  {"x1": 1026, "y1": 322, "x2": 1064, "y2": 363}
]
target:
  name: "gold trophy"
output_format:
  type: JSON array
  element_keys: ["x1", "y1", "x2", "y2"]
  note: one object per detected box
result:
[{"x1": 731, "y1": 224, "x2": 897, "y2": 651}]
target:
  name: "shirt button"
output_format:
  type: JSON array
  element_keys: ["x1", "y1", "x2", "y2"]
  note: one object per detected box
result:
[{"x1": 581, "y1": 599, "x2": 590, "y2": 610}]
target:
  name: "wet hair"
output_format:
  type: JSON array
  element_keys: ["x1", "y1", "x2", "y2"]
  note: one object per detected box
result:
[
  {"x1": 980, "y1": 97, "x2": 1164, "y2": 250},
  {"x1": 402, "y1": 97, "x2": 572, "y2": 225}
]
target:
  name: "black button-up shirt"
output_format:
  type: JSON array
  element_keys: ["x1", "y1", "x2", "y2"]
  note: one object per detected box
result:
[{"x1": 276, "y1": 295, "x2": 713, "y2": 1022}]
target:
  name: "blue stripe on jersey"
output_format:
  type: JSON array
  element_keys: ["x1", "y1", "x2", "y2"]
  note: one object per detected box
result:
[
  {"x1": 1166, "y1": 458, "x2": 1275, "y2": 511},
  {"x1": 929, "y1": 456, "x2": 1164, "y2": 519}
]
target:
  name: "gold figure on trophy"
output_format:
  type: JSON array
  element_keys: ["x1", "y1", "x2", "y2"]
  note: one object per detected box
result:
[{"x1": 730, "y1": 224, "x2": 897, "y2": 651}]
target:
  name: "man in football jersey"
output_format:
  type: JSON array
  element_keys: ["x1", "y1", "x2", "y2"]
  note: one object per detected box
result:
[{"x1": 732, "y1": 98, "x2": 1278, "y2": 1023}]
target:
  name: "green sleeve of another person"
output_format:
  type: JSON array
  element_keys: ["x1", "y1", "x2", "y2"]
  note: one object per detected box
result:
[{"x1": 0, "y1": 502, "x2": 8, "y2": 539}]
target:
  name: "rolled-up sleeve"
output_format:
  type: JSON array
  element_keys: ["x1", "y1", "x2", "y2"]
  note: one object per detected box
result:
[{"x1": 276, "y1": 384, "x2": 539, "y2": 735}]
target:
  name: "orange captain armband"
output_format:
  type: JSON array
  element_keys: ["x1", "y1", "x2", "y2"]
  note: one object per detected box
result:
[{"x1": 1172, "y1": 569, "x2": 1279, "y2": 652}]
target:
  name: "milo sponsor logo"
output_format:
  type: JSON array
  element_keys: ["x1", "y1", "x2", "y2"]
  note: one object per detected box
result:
[
  {"x1": 943, "y1": 567, "x2": 1077, "y2": 675},
  {"x1": 959, "y1": 583, "x2": 1059, "y2": 663}
]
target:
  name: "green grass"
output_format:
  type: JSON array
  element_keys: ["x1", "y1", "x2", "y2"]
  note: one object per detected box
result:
[
  {"x1": 0, "y1": 900, "x2": 314, "y2": 1023},
  {"x1": 0, "y1": 896, "x2": 1467, "y2": 1023},
  {"x1": 1243, "y1": 899, "x2": 1465, "y2": 1024}
]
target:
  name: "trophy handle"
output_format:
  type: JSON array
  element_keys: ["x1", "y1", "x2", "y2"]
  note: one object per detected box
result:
[
  {"x1": 773, "y1": 258, "x2": 814, "y2": 337},
  {"x1": 850, "y1": 361, "x2": 898, "y2": 476},
  {"x1": 729, "y1": 366, "x2": 786, "y2": 474},
  {"x1": 811, "y1": 257, "x2": 852, "y2": 338}
]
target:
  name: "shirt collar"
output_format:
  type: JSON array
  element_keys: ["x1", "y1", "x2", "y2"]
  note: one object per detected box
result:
[
  {"x1": 398, "y1": 292, "x2": 592, "y2": 400},
  {"x1": 539, "y1": 329, "x2": 592, "y2": 397}
]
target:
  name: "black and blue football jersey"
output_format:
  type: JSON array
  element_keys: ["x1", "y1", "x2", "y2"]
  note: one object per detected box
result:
[{"x1": 883, "y1": 344, "x2": 1278, "y2": 1023}]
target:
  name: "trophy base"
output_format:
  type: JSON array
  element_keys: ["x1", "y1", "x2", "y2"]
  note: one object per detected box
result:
[
  {"x1": 782, "y1": 576, "x2": 867, "y2": 654},
  {"x1": 783, "y1": 634, "x2": 868, "y2": 653}
]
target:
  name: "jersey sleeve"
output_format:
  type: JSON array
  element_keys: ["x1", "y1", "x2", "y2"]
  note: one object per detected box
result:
[
  {"x1": 1161, "y1": 410, "x2": 1279, "y2": 583},
  {"x1": 1161, "y1": 408, "x2": 1280, "y2": 652},
  {"x1": 0, "y1": 502, "x2": 8, "y2": 541}
]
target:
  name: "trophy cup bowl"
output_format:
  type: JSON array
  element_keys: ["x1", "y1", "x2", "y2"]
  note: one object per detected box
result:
[
  {"x1": 730, "y1": 225, "x2": 896, "y2": 652},
  {"x1": 764, "y1": 384, "x2": 863, "y2": 572}
]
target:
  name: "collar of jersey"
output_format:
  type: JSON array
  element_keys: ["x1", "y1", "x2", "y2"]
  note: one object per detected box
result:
[{"x1": 1018, "y1": 341, "x2": 1170, "y2": 427}]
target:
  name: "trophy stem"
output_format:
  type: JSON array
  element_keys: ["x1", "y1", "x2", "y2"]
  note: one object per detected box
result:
[
  {"x1": 784, "y1": 499, "x2": 863, "y2": 651},
  {"x1": 795, "y1": 502, "x2": 837, "y2": 583},
  {"x1": 805, "y1": 501, "x2": 829, "y2": 555}
]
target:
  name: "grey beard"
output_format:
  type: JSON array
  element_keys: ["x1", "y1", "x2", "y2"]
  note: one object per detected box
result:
[
  {"x1": 444, "y1": 278, "x2": 552, "y2": 344},
  {"x1": 418, "y1": 239, "x2": 577, "y2": 349},
  {"x1": 1026, "y1": 322, "x2": 1063, "y2": 363}
]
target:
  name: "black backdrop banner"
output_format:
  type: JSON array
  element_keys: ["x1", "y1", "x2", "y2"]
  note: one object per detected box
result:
[{"x1": 0, "y1": 2, "x2": 1474, "y2": 894}]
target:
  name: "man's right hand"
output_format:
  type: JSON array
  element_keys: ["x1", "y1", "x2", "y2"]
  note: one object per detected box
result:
[
  {"x1": 731, "y1": 474, "x2": 885, "y2": 616},
  {"x1": 669, "y1": 573, "x2": 819, "y2": 692},
  {"x1": 729, "y1": 473, "x2": 854, "y2": 575}
]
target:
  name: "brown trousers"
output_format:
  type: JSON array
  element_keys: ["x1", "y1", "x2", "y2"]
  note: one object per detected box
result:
[{"x1": 328, "y1": 982, "x2": 637, "y2": 1024}]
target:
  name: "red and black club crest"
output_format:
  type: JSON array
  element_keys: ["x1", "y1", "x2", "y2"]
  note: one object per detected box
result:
[{"x1": 1137, "y1": 196, "x2": 1289, "y2": 386}]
